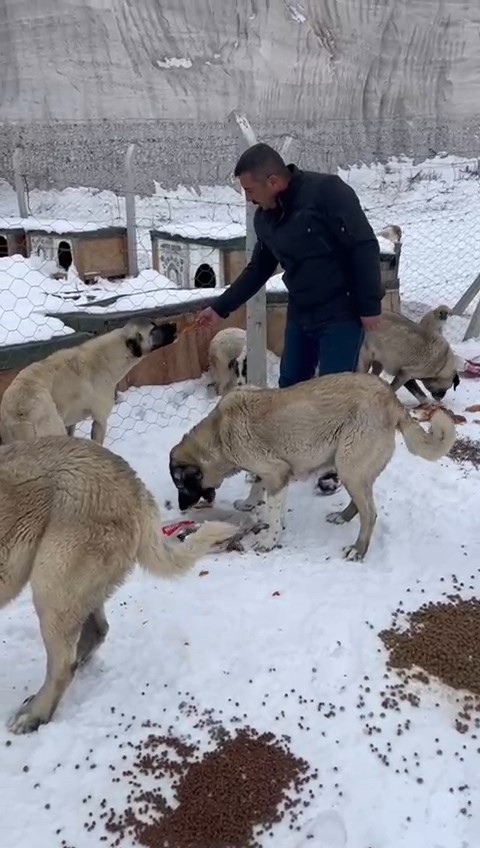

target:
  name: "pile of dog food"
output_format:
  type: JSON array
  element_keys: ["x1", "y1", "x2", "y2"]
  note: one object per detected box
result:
[
  {"x1": 448, "y1": 436, "x2": 480, "y2": 470},
  {"x1": 379, "y1": 595, "x2": 480, "y2": 732},
  {"x1": 59, "y1": 701, "x2": 317, "y2": 848}
]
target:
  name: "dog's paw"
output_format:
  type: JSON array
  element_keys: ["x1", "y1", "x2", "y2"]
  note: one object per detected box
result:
[
  {"x1": 8, "y1": 699, "x2": 45, "y2": 735},
  {"x1": 234, "y1": 497, "x2": 256, "y2": 512},
  {"x1": 250, "y1": 527, "x2": 281, "y2": 552},
  {"x1": 342, "y1": 545, "x2": 364, "y2": 562},
  {"x1": 326, "y1": 511, "x2": 347, "y2": 525}
]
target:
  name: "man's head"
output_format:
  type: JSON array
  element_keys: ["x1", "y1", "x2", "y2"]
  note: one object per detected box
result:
[{"x1": 234, "y1": 143, "x2": 291, "y2": 210}]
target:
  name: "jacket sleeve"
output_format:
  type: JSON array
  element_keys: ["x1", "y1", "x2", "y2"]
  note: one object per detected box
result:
[
  {"x1": 212, "y1": 239, "x2": 279, "y2": 319},
  {"x1": 321, "y1": 175, "x2": 383, "y2": 317}
]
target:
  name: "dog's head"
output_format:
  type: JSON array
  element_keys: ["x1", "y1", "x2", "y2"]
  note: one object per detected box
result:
[
  {"x1": 169, "y1": 457, "x2": 216, "y2": 511},
  {"x1": 228, "y1": 349, "x2": 248, "y2": 387},
  {"x1": 423, "y1": 370, "x2": 460, "y2": 401},
  {"x1": 433, "y1": 305, "x2": 451, "y2": 323},
  {"x1": 123, "y1": 319, "x2": 177, "y2": 359}
]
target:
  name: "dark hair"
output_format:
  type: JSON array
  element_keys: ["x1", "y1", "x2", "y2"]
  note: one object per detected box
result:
[{"x1": 234, "y1": 143, "x2": 289, "y2": 180}]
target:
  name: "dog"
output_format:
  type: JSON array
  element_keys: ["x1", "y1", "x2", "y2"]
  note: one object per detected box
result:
[
  {"x1": 169, "y1": 372, "x2": 456, "y2": 561},
  {"x1": 357, "y1": 309, "x2": 460, "y2": 403},
  {"x1": 378, "y1": 224, "x2": 402, "y2": 244},
  {"x1": 208, "y1": 327, "x2": 247, "y2": 395},
  {"x1": 0, "y1": 436, "x2": 237, "y2": 733},
  {"x1": 0, "y1": 318, "x2": 176, "y2": 445},
  {"x1": 419, "y1": 304, "x2": 452, "y2": 336}
]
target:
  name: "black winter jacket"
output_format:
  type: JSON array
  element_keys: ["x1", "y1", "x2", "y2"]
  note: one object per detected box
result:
[{"x1": 213, "y1": 165, "x2": 382, "y2": 328}]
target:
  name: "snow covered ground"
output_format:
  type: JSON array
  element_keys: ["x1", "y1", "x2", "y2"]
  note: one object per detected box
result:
[
  {"x1": 1, "y1": 350, "x2": 480, "y2": 848},
  {"x1": 0, "y1": 155, "x2": 480, "y2": 846}
]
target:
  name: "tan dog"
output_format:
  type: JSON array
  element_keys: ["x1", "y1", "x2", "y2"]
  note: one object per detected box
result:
[
  {"x1": 0, "y1": 318, "x2": 177, "y2": 445},
  {"x1": 169, "y1": 373, "x2": 456, "y2": 561},
  {"x1": 419, "y1": 304, "x2": 452, "y2": 336},
  {"x1": 357, "y1": 309, "x2": 460, "y2": 403},
  {"x1": 208, "y1": 327, "x2": 247, "y2": 395},
  {"x1": 0, "y1": 436, "x2": 237, "y2": 734}
]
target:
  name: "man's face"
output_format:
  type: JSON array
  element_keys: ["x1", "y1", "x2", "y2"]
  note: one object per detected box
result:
[{"x1": 238, "y1": 172, "x2": 284, "y2": 210}]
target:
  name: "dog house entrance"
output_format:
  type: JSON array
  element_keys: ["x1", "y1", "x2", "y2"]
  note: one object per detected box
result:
[
  {"x1": 194, "y1": 263, "x2": 216, "y2": 288},
  {"x1": 57, "y1": 240, "x2": 73, "y2": 271},
  {"x1": 0, "y1": 235, "x2": 8, "y2": 258}
]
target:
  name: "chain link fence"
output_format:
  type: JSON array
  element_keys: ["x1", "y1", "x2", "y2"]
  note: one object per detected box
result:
[{"x1": 0, "y1": 138, "x2": 479, "y2": 454}]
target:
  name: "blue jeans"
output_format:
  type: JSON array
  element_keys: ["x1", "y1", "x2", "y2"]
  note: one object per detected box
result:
[{"x1": 279, "y1": 319, "x2": 364, "y2": 388}]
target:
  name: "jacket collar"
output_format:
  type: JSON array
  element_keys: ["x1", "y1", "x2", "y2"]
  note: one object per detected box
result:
[{"x1": 274, "y1": 164, "x2": 303, "y2": 218}]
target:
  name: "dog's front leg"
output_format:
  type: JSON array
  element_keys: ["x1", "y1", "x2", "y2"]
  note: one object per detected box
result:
[
  {"x1": 403, "y1": 379, "x2": 428, "y2": 403},
  {"x1": 249, "y1": 487, "x2": 287, "y2": 552},
  {"x1": 389, "y1": 370, "x2": 412, "y2": 395}
]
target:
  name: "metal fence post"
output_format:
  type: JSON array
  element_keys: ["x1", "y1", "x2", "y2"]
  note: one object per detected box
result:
[
  {"x1": 124, "y1": 144, "x2": 138, "y2": 277},
  {"x1": 12, "y1": 146, "x2": 28, "y2": 218},
  {"x1": 227, "y1": 111, "x2": 267, "y2": 387}
]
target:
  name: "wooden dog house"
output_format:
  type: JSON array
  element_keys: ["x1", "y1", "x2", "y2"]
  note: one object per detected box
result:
[
  {"x1": 26, "y1": 226, "x2": 128, "y2": 282},
  {"x1": 150, "y1": 226, "x2": 246, "y2": 289},
  {"x1": 0, "y1": 228, "x2": 27, "y2": 258}
]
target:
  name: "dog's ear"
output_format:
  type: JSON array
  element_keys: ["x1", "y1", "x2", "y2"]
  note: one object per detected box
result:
[
  {"x1": 453, "y1": 372, "x2": 460, "y2": 390},
  {"x1": 126, "y1": 334, "x2": 143, "y2": 358},
  {"x1": 171, "y1": 463, "x2": 202, "y2": 486}
]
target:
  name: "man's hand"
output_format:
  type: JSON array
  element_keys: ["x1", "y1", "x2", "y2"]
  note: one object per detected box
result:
[
  {"x1": 195, "y1": 307, "x2": 222, "y2": 329},
  {"x1": 361, "y1": 315, "x2": 382, "y2": 332}
]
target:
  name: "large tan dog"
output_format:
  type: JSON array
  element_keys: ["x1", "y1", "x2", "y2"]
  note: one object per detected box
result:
[
  {"x1": 0, "y1": 436, "x2": 237, "y2": 734},
  {"x1": 357, "y1": 309, "x2": 459, "y2": 403},
  {"x1": 169, "y1": 373, "x2": 456, "y2": 561},
  {"x1": 0, "y1": 318, "x2": 176, "y2": 444}
]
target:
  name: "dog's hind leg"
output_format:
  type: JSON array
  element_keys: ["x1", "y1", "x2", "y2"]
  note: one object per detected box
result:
[
  {"x1": 7, "y1": 532, "x2": 127, "y2": 733},
  {"x1": 330, "y1": 432, "x2": 395, "y2": 562},
  {"x1": 9, "y1": 592, "x2": 83, "y2": 734},
  {"x1": 336, "y1": 481, "x2": 376, "y2": 562},
  {"x1": 76, "y1": 605, "x2": 109, "y2": 666}
]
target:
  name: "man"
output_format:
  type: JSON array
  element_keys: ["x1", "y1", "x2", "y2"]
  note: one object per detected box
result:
[{"x1": 196, "y1": 143, "x2": 383, "y2": 495}]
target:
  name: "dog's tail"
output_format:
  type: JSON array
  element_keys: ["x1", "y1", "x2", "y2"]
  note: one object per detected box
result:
[
  {"x1": 397, "y1": 405, "x2": 456, "y2": 461},
  {"x1": 136, "y1": 497, "x2": 237, "y2": 578}
]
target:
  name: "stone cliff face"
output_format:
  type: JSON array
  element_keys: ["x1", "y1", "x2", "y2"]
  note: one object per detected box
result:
[{"x1": 1, "y1": 0, "x2": 479, "y2": 192}]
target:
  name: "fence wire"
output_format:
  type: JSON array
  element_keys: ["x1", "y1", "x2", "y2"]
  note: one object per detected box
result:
[{"x1": 0, "y1": 148, "x2": 479, "y2": 450}]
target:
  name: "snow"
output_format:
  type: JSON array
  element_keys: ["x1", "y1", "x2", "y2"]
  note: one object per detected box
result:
[
  {"x1": 1, "y1": 352, "x2": 480, "y2": 847},
  {"x1": 0, "y1": 216, "x2": 113, "y2": 234},
  {"x1": 0, "y1": 256, "x2": 74, "y2": 345},
  {"x1": 151, "y1": 219, "x2": 245, "y2": 241}
]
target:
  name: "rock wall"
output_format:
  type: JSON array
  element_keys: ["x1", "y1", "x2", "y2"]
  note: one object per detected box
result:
[{"x1": 1, "y1": 0, "x2": 479, "y2": 192}]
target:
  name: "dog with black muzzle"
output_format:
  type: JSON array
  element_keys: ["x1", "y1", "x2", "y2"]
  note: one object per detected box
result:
[
  {"x1": 0, "y1": 317, "x2": 177, "y2": 445},
  {"x1": 169, "y1": 460, "x2": 217, "y2": 512},
  {"x1": 169, "y1": 373, "x2": 456, "y2": 559}
]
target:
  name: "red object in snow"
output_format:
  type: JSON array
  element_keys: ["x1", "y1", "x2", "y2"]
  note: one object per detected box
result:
[
  {"x1": 162, "y1": 520, "x2": 198, "y2": 538},
  {"x1": 462, "y1": 358, "x2": 480, "y2": 378}
]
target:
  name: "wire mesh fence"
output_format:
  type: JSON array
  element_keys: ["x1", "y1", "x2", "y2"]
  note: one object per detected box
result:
[{"x1": 0, "y1": 140, "x2": 479, "y2": 450}]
